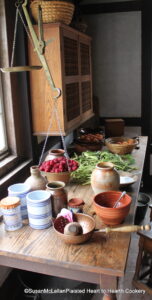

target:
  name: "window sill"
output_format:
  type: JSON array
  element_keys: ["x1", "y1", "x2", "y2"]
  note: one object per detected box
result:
[
  {"x1": 0, "y1": 155, "x2": 19, "y2": 177},
  {"x1": 1, "y1": 159, "x2": 32, "y2": 197}
]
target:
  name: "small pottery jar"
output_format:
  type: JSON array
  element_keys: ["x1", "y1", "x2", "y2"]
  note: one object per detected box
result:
[
  {"x1": 0, "y1": 196, "x2": 22, "y2": 231},
  {"x1": 26, "y1": 190, "x2": 52, "y2": 229},
  {"x1": 46, "y1": 181, "x2": 67, "y2": 217},
  {"x1": 25, "y1": 165, "x2": 47, "y2": 191},
  {"x1": 8, "y1": 183, "x2": 30, "y2": 219},
  {"x1": 68, "y1": 198, "x2": 85, "y2": 213},
  {"x1": 45, "y1": 149, "x2": 65, "y2": 161},
  {"x1": 91, "y1": 162, "x2": 120, "y2": 195}
]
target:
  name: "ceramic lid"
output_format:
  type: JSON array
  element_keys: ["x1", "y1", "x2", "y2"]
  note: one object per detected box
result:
[
  {"x1": 0, "y1": 196, "x2": 20, "y2": 209},
  {"x1": 68, "y1": 198, "x2": 85, "y2": 207}
]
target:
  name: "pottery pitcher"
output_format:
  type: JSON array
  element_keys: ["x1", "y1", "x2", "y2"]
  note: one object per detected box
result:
[{"x1": 25, "y1": 166, "x2": 47, "y2": 191}]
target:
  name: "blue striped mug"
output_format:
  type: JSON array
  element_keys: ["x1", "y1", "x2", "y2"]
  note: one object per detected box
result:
[
  {"x1": 26, "y1": 190, "x2": 52, "y2": 229},
  {"x1": 8, "y1": 183, "x2": 30, "y2": 220}
]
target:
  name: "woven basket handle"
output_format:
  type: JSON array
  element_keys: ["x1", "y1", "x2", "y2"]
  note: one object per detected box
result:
[{"x1": 132, "y1": 136, "x2": 140, "y2": 145}]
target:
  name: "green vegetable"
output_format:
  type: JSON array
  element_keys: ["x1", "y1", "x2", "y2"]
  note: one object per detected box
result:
[{"x1": 71, "y1": 150, "x2": 137, "y2": 185}]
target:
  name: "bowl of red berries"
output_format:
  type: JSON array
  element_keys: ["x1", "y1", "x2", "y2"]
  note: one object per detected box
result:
[{"x1": 39, "y1": 157, "x2": 79, "y2": 184}]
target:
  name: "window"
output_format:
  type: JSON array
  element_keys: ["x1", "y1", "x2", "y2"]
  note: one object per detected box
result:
[
  {"x1": 0, "y1": 75, "x2": 7, "y2": 155},
  {"x1": 0, "y1": 0, "x2": 32, "y2": 189}
]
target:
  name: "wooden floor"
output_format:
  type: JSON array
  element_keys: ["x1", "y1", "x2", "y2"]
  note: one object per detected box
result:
[{"x1": 1, "y1": 194, "x2": 152, "y2": 300}]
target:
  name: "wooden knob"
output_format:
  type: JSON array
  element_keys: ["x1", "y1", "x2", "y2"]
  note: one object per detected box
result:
[{"x1": 140, "y1": 224, "x2": 151, "y2": 231}]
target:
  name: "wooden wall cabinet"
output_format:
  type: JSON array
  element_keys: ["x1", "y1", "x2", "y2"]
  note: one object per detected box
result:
[{"x1": 28, "y1": 23, "x2": 94, "y2": 136}]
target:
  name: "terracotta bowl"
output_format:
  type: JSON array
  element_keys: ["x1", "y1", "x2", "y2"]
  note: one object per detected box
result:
[
  {"x1": 93, "y1": 191, "x2": 132, "y2": 226},
  {"x1": 53, "y1": 213, "x2": 95, "y2": 244},
  {"x1": 41, "y1": 171, "x2": 71, "y2": 185}
]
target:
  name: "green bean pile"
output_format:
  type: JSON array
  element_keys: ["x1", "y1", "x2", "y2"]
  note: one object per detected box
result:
[{"x1": 71, "y1": 151, "x2": 136, "y2": 185}]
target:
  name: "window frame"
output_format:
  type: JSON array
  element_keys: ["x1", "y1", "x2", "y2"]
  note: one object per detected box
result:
[
  {"x1": 0, "y1": 73, "x2": 8, "y2": 155},
  {"x1": 0, "y1": 0, "x2": 33, "y2": 186}
]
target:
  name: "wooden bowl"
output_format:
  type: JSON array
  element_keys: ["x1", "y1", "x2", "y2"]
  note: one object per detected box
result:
[
  {"x1": 53, "y1": 213, "x2": 95, "y2": 244},
  {"x1": 105, "y1": 137, "x2": 138, "y2": 155},
  {"x1": 93, "y1": 191, "x2": 132, "y2": 226},
  {"x1": 74, "y1": 128, "x2": 104, "y2": 153},
  {"x1": 41, "y1": 171, "x2": 71, "y2": 185},
  {"x1": 74, "y1": 141, "x2": 103, "y2": 153}
]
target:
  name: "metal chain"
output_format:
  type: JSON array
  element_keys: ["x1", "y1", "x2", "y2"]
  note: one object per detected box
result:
[
  {"x1": 17, "y1": 7, "x2": 35, "y2": 47},
  {"x1": 54, "y1": 101, "x2": 70, "y2": 171},
  {"x1": 11, "y1": 4, "x2": 35, "y2": 67},
  {"x1": 38, "y1": 99, "x2": 70, "y2": 172},
  {"x1": 11, "y1": 8, "x2": 19, "y2": 67},
  {"x1": 38, "y1": 104, "x2": 56, "y2": 166}
]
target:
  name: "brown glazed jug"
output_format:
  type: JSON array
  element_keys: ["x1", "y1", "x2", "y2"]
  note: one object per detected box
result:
[
  {"x1": 45, "y1": 149, "x2": 65, "y2": 161},
  {"x1": 46, "y1": 181, "x2": 68, "y2": 217},
  {"x1": 91, "y1": 162, "x2": 120, "y2": 195},
  {"x1": 25, "y1": 166, "x2": 47, "y2": 191}
]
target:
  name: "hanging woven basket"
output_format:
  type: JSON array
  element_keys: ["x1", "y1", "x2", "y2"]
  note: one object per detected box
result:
[{"x1": 30, "y1": 0, "x2": 75, "y2": 25}]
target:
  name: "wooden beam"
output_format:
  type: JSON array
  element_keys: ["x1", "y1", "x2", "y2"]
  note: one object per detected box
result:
[{"x1": 81, "y1": 1, "x2": 142, "y2": 14}]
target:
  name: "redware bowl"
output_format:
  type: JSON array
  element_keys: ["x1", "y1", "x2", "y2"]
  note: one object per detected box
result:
[{"x1": 93, "y1": 191, "x2": 132, "y2": 225}]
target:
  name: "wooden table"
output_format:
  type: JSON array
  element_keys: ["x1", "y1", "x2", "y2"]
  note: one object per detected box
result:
[
  {"x1": 0, "y1": 137, "x2": 148, "y2": 300},
  {"x1": 133, "y1": 223, "x2": 152, "y2": 295}
]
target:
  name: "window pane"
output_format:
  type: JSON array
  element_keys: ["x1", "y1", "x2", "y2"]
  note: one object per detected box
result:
[{"x1": 0, "y1": 76, "x2": 7, "y2": 154}]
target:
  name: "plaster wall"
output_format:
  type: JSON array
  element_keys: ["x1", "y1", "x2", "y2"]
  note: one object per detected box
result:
[{"x1": 84, "y1": 11, "x2": 141, "y2": 117}]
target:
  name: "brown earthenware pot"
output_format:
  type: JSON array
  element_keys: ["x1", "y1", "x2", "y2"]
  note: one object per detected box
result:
[
  {"x1": 91, "y1": 162, "x2": 120, "y2": 195},
  {"x1": 46, "y1": 181, "x2": 68, "y2": 217}
]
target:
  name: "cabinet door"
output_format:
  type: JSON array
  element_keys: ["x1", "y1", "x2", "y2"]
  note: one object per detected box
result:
[
  {"x1": 28, "y1": 25, "x2": 64, "y2": 135},
  {"x1": 79, "y1": 35, "x2": 94, "y2": 122},
  {"x1": 61, "y1": 28, "x2": 81, "y2": 132}
]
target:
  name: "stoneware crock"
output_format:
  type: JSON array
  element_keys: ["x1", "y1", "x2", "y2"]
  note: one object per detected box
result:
[
  {"x1": 0, "y1": 196, "x2": 22, "y2": 231},
  {"x1": 8, "y1": 183, "x2": 30, "y2": 220},
  {"x1": 91, "y1": 162, "x2": 120, "y2": 195},
  {"x1": 46, "y1": 181, "x2": 67, "y2": 217}
]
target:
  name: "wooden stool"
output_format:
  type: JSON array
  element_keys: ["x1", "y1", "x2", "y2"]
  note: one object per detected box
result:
[{"x1": 132, "y1": 224, "x2": 152, "y2": 294}]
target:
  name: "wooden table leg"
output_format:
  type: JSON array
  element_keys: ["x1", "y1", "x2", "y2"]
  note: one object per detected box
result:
[
  {"x1": 133, "y1": 236, "x2": 144, "y2": 282},
  {"x1": 150, "y1": 208, "x2": 152, "y2": 222},
  {"x1": 100, "y1": 274, "x2": 118, "y2": 300},
  {"x1": 103, "y1": 294, "x2": 117, "y2": 300}
]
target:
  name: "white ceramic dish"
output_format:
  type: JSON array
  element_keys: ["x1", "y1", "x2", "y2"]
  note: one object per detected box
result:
[
  {"x1": 119, "y1": 171, "x2": 138, "y2": 187},
  {"x1": 120, "y1": 176, "x2": 135, "y2": 185}
]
